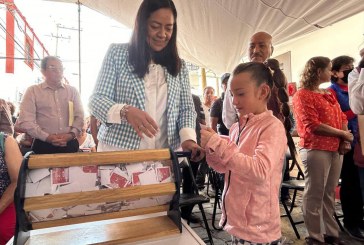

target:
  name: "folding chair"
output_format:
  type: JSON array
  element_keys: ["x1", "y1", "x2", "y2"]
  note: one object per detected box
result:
[
  {"x1": 209, "y1": 168, "x2": 224, "y2": 231},
  {"x1": 176, "y1": 152, "x2": 214, "y2": 245},
  {"x1": 280, "y1": 133, "x2": 305, "y2": 239}
]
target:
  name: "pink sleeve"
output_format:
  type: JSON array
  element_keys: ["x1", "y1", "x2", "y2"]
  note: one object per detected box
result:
[
  {"x1": 204, "y1": 134, "x2": 231, "y2": 173},
  {"x1": 205, "y1": 123, "x2": 287, "y2": 183}
]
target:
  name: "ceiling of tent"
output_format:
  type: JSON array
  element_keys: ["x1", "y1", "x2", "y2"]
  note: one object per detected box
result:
[{"x1": 48, "y1": 0, "x2": 364, "y2": 74}]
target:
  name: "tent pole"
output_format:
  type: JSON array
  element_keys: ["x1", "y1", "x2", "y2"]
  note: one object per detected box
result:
[
  {"x1": 201, "y1": 68, "x2": 207, "y2": 93},
  {"x1": 77, "y1": 0, "x2": 81, "y2": 94}
]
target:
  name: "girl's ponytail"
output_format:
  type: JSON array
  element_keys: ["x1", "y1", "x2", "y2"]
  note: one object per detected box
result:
[{"x1": 265, "y1": 59, "x2": 292, "y2": 133}]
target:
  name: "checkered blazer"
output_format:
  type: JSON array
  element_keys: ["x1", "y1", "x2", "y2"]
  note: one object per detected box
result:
[{"x1": 89, "y1": 43, "x2": 196, "y2": 150}]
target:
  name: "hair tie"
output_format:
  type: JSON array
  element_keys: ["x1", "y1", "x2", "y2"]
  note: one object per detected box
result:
[{"x1": 263, "y1": 62, "x2": 274, "y2": 76}]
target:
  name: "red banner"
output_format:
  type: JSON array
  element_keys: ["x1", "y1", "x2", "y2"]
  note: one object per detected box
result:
[
  {"x1": 24, "y1": 34, "x2": 34, "y2": 70},
  {"x1": 5, "y1": 0, "x2": 15, "y2": 73}
]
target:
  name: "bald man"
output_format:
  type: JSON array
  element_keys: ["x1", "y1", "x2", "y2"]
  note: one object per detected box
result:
[{"x1": 222, "y1": 32, "x2": 274, "y2": 128}]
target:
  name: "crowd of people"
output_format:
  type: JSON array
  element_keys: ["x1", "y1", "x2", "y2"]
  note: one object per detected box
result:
[{"x1": 1, "y1": 0, "x2": 364, "y2": 245}]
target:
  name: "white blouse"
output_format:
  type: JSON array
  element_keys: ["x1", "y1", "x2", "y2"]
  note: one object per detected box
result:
[{"x1": 100, "y1": 64, "x2": 194, "y2": 152}]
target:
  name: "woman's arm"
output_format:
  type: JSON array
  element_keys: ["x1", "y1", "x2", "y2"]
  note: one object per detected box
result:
[
  {"x1": 0, "y1": 136, "x2": 22, "y2": 214},
  {"x1": 313, "y1": 124, "x2": 353, "y2": 142},
  {"x1": 210, "y1": 117, "x2": 218, "y2": 132}
]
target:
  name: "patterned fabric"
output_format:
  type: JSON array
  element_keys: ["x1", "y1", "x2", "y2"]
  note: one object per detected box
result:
[
  {"x1": 0, "y1": 99, "x2": 13, "y2": 135},
  {"x1": 292, "y1": 88, "x2": 347, "y2": 152},
  {"x1": 89, "y1": 43, "x2": 196, "y2": 150},
  {"x1": 232, "y1": 236, "x2": 282, "y2": 245},
  {"x1": 0, "y1": 134, "x2": 9, "y2": 197}
]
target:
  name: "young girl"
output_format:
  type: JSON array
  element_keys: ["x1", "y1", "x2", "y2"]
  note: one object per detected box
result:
[{"x1": 201, "y1": 62, "x2": 288, "y2": 244}]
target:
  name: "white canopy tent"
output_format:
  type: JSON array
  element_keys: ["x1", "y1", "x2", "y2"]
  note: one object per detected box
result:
[{"x1": 49, "y1": 0, "x2": 364, "y2": 74}]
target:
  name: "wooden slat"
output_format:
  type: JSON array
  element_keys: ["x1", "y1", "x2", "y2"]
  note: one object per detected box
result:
[
  {"x1": 25, "y1": 183, "x2": 175, "y2": 211},
  {"x1": 27, "y1": 216, "x2": 180, "y2": 245},
  {"x1": 27, "y1": 149, "x2": 171, "y2": 169},
  {"x1": 32, "y1": 205, "x2": 169, "y2": 229}
]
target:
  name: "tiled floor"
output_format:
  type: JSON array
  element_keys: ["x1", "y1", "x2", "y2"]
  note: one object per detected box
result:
[{"x1": 186, "y1": 188, "x2": 364, "y2": 245}]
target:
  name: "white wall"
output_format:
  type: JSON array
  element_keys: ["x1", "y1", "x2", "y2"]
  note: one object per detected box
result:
[{"x1": 273, "y1": 12, "x2": 364, "y2": 87}]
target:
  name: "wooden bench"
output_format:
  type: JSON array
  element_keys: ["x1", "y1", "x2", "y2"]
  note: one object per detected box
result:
[{"x1": 14, "y1": 148, "x2": 182, "y2": 245}]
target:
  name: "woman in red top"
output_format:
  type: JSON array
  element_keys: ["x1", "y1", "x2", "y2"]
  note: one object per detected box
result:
[{"x1": 293, "y1": 56, "x2": 353, "y2": 245}]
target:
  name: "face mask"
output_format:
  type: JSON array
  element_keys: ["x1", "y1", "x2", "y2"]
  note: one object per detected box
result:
[{"x1": 342, "y1": 69, "x2": 353, "y2": 84}]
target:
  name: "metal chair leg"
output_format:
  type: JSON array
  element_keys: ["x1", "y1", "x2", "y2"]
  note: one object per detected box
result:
[
  {"x1": 211, "y1": 190, "x2": 223, "y2": 231},
  {"x1": 334, "y1": 212, "x2": 344, "y2": 232},
  {"x1": 198, "y1": 203, "x2": 214, "y2": 244},
  {"x1": 282, "y1": 201, "x2": 300, "y2": 239}
]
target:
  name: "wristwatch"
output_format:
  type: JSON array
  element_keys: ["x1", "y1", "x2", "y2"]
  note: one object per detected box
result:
[{"x1": 120, "y1": 104, "x2": 130, "y2": 122}]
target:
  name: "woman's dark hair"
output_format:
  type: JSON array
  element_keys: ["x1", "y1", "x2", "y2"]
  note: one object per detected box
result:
[
  {"x1": 128, "y1": 0, "x2": 181, "y2": 78},
  {"x1": 301, "y1": 56, "x2": 331, "y2": 90},
  {"x1": 331, "y1": 55, "x2": 354, "y2": 83},
  {"x1": 233, "y1": 61, "x2": 291, "y2": 132}
]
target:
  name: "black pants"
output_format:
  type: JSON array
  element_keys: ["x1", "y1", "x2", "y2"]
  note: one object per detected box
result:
[
  {"x1": 181, "y1": 160, "x2": 200, "y2": 218},
  {"x1": 31, "y1": 138, "x2": 79, "y2": 154},
  {"x1": 340, "y1": 149, "x2": 363, "y2": 228}
]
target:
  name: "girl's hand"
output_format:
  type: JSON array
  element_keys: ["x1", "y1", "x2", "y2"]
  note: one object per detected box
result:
[
  {"x1": 181, "y1": 140, "x2": 205, "y2": 162},
  {"x1": 341, "y1": 130, "x2": 353, "y2": 142},
  {"x1": 200, "y1": 127, "x2": 216, "y2": 148},
  {"x1": 339, "y1": 140, "x2": 351, "y2": 155},
  {"x1": 126, "y1": 106, "x2": 159, "y2": 138}
]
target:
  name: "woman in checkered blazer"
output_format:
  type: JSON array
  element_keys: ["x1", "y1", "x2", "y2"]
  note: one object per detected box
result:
[{"x1": 89, "y1": 0, "x2": 203, "y2": 162}]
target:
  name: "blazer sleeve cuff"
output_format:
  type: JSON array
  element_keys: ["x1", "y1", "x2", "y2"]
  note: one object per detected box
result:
[
  {"x1": 107, "y1": 104, "x2": 126, "y2": 124},
  {"x1": 180, "y1": 128, "x2": 197, "y2": 144}
]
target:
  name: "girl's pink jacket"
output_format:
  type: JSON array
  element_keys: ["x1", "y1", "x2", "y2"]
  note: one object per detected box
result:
[{"x1": 204, "y1": 110, "x2": 287, "y2": 243}]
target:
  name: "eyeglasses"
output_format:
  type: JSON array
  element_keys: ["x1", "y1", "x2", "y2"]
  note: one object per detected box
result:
[{"x1": 47, "y1": 65, "x2": 64, "y2": 72}]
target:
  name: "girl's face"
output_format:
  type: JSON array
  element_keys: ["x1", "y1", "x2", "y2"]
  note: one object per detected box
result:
[
  {"x1": 147, "y1": 8, "x2": 174, "y2": 52},
  {"x1": 203, "y1": 88, "x2": 215, "y2": 103},
  {"x1": 318, "y1": 62, "x2": 332, "y2": 83},
  {"x1": 230, "y1": 72, "x2": 269, "y2": 116}
]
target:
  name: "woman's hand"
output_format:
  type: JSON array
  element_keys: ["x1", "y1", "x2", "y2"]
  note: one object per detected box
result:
[
  {"x1": 126, "y1": 106, "x2": 159, "y2": 138},
  {"x1": 200, "y1": 127, "x2": 215, "y2": 148},
  {"x1": 181, "y1": 140, "x2": 205, "y2": 162},
  {"x1": 339, "y1": 140, "x2": 351, "y2": 155},
  {"x1": 341, "y1": 130, "x2": 354, "y2": 142}
]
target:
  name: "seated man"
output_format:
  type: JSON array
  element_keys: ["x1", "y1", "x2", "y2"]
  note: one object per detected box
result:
[{"x1": 15, "y1": 56, "x2": 84, "y2": 154}]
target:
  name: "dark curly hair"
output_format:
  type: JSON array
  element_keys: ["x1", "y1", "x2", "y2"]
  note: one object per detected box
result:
[{"x1": 300, "y1": 56, "x2": 331, "y2": 90}]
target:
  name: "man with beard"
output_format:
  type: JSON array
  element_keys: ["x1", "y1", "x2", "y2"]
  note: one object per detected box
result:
[{"x1": 329, "y1": 55, "x2": 364, "y2": 241}]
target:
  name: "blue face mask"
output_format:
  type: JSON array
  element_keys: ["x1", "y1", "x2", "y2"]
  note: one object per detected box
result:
[{"x1": 341, "y1": 69, "x2": 353, "y2": 84}]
